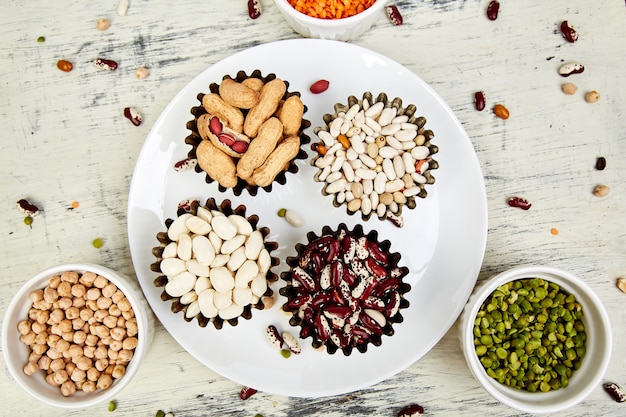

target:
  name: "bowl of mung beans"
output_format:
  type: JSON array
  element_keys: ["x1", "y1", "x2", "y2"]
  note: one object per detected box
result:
[
  {"x1": 459, "y1": 265, "x2": 612, "y2": 414},
  {"x1": 272, "y1": 0, "x2": 390, "y2": 42},
  {"x1": 2, "y1": 263, "x2": 154, "y2": 408}
]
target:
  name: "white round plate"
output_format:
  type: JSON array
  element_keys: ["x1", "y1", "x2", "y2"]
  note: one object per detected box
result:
[{"x1": 127, "y1": 38, "x2": 487, "y2": 398}]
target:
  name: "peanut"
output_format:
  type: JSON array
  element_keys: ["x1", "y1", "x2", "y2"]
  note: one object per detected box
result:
[
  {"x1": 219, "y1": 78, "x2": 259, "y2": 109},
  {"x1": 241, "y1": 77, "x2": 264, "y2": 92},
  {"x1": 196, "y1": 139, "x2": 238, "y2": 188},
  {"x1": 244, "y1": 78, "x2": 286, "y2": 138},
  {"x1": 278, "y1": 95, "x2": 304, "y2": 137},
  {"x1": 250, "y1": 135, "x2": 301, "y2": 187},
  {"x1": 237, "y1": 117, "x2": 284, "y2": 179},
  {"x1": 202, "y1": 93, "x2": 244, "y2": 132}
]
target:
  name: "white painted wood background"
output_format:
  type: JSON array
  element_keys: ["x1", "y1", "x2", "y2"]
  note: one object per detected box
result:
[{"x1": 1, "y1": 1, "x2": 625, "y2": 416}]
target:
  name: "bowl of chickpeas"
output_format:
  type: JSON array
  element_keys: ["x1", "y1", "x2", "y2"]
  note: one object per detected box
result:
[
  {"x1": 459, "y1": 265, "x2": 612, "y2": 414},
  {"x1": 272, "y1": 0, "x2": 390, "y2": 42},
  {"x1": 2, "y1": 263, "x2": 154, "y2": 408}
]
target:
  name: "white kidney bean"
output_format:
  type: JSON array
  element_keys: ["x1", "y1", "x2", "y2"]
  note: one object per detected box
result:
[
  {"x1": 176, "y1": 233, "x2": 192, "y2": 261},
  {"x1": 195, "y1": 277, "x2": 212, "y2": 293},
  {"x1": 162, "y1": 242, "x2": 177, "y2": 259},
  {"x1": 167, "y1": 213, "x2": 192, "y2": 241},
  {"x1": 197, "y1": 289, "x2": 218, "y2": 318},
  {"x1": 257, "y1": 249, "x2": 271, "y2": 274},
  {"x1": 345, "y1": 103, "x2": 360, "y2": 120},
  {"x1": 244, "y1": 230, "x2": 264, "y2": 260},
  {"x1": 250, "y1": 273, "x2": 268, "y2": 297},
  {"x1": 160, "y1": 258, "x2": 187, "y2": 278},
  {"x1": 364, "y1": 101, "x2": 384, "y2": 118},
  {"x1": 378, "y1": 107, "x2": 397, "y2": 126},
  {"x1": 192, "y1": 235, "x2": 215, "y2": 266},
  {"x1": 227, "y1": 247, "x2": 247, "y2": 271},
  {"x1": 185, "y1": 216, "x2": 211, "y2": 235},
  {"x1": 213, "y1": 290, "x2": 233, "y2": 310},
  {"x1": 211, "y1": 216, "x2": 237, "y2": 240},
  {"x1": 220, "y1": 234, "x2": 246, "y2": 255},
  {"x1": 186, "y1": 259, "x2": 209, "y2": 277}
]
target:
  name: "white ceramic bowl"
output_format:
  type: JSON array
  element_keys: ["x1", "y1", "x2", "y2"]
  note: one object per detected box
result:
[
  {"x1": 2, "y1": 263, "x2": 155, "y2": 408},
  {"x1": 459, "y1": 265, "x2": 612, "y2": 414},
  {"x1": 272, "y1": 0, "x2": 390, "y2": 41}
]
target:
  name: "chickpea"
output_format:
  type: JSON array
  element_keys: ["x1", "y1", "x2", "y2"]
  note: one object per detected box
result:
[
  {"x1": 135, "y1": 66, "x2": 149, "y2": 80},
  {"x1": 60, "y1": 380, "x2": 76, "y2": 397},
  {"x1": 33, "y1": 299, "x2": 52, "y2": 311},
  {"x1": 28, "y1": 351, "x2": 42, "y2": 363},
  {"x1": 96, "y1": 373, "x2": 113, "y2": 390},
  {"x1": 122, "y1": 310, "x2": 134, "y2": 320},
  {"x1": 117, "y1": 349, "x2": 133, "y2": 363},
  {"x1": 60, "y1": 271, "x2": 79, "y2": 284},
  {"x1": 109, "y1": 327, "x2": 125, "y2": 341},
  {"x1": 32, "y1": 343, "x2": 48, "y2": 355},
  {"x1": 109, "y1": 340, "x2": 123, "y2": 352},
  {"x1": 55, "y1": 339, "x2": 70, "y2": 353},
  {"x1": 102, "y1": 283, "x2": 117, "y2": 298},
  {"x1": 65, "y1": 306, "x2": 80, "y2": 320},
  {"x1": 34, "y1": 332, "x2": 48, "y2": 345},
  {"x1": 58, "y1": 319, "x2": 72, "y2": 333},
  {"x1": 28, "y1": 308, "x2": 39, "y2": 321},
  {"x1": 65, "y1": 361, "x2": 76, "y2": 376},
  {"x1": 94, "y1": 275, "x2": 109, "y2": 289},
  {"x1": 23, "y1": 361, "x2": 39, "y2": 376},
  {"x1": 49, "y1": 308, "x2": 64, "y2": 324},
  {"x1": 71, "y1": 367, "x2": 87, "y2": 382},
  {"x1": 82, "y1": 380, "x2": 97, "y2": 393},
  {"x1": 30, "y1": 321, "x2": 45, "y2": 334},
  {"x1": 125, "y1": 318, "x2": 138, "y2": 337},
  {"x1": 58, "y1": 297, "x2": 72, "y2": 310},
  {"x1": 30, "y1": 289, "x2": 44, "y2": 303},
  {"x1": 72, "y1": 296, "x2": 86, "y2": 309},
  {"x1": 50, "y1": 357, "x2": 66, "y2": 372},
  {"x1": 17, "y1": 320, "x2": 31, "y2": 335},
  {"x1": 49, "y1": 275, "x2": 61, "y2": 289},
  {"x1": 79, "y1": 308, "x2": 94, "y2": 322},
  {"x1": 36, "y1": 310, "x2": 50, "y2": 325},
  {"x1": 85, "y1": 334, "x2": 99, "y2": 347},
  {"x1": 43, "y1": 286, "x2": 58, "y2": 303},
  {"x1": 76, "y1": 355, "x2": 93, "y2": 371},
  {"x1": 109, "y1": 304, "x2": 122, "y2": 317},
  {"x1": 38, "y1": 355, "x2": 52, "y2": 371},
  {"x1": 111, "y1": 365, "x2": 126, "y2": 379},
  {"x1": 61, "y1": 331, "x2": 74, "y2": 342},
  {"x1": 111, "y1": 290, "x2": 125, "y2": 304},
  {"x1": 20, "y1": 332, "x2": 36, "y2": 345},
  {"x1": 96, "y1": 17, "x2": 110, "y2": 31},
  {"x1": 47, "y1": 347, "x2": 63, "y2": 360},
  {"x1": 46, "y1": 373, "x2": 61, "y2": 387},
  {"x1": 57, "y1": 281, "x2": 72, "y2": 297},
  {"x1": 79, "y1": 272, "x2": 97, "y2": 287},
  {"x1": 46, "y1": 334, "x2": 61, "y2": 347},
  {"x1": 54, "y1": 370, "x2": 69, "y2": 385},
  {"x1": 94, "y1": 308, "x2": 108, "y2": 321},
  {"x1": 86, "y1": 367, "x2": 100, "y2": 382},
  {"x1": 72, "y1": 317, "x2": 85, "y2": 331},
  {"x1": 71, "y1": 284, "x2": 86, "y2": 298},
  {"x1": 85, "y1": 299, "x2": 98, "y2": 311},
  {"x1": 86, "y1": 288, "x2": 101, "y2": 301},
  {"x1": 97, "y1": 296, "x2": 113, "y2": 310},
  {"x1": 95, "y1": 358, "x2": 109, "y2": 372},
  {"x1": 83, "y1": 345, "x2": 96, "y2": 359},
  {"x1": 94, "y1": 345, "x2": 108, "y2": 359},
  {"x1": 68, "y1": 344, "x2": 84, "y2": 359}
]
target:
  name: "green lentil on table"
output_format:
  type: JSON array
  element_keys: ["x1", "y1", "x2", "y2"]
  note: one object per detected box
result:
[{"x1": 473, "y1": 278, "x2": 586, "y2": 392}]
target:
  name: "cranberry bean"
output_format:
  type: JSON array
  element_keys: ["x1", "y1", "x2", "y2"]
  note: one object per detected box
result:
[
  {"x1": 173, "y1": 158, "x2": 198, "y2": 172},
  {"x1": 398, "y1": 403, "x2": 425, "y2": 416},
  {"x1": 560, "y1": 20, "x2": 578, "y2": 43},
  {"x1": 239, "y1": 386, "x2": 257, "y2": 400},
  {"x1": 558, "y1": 62, "x2": 584, "y2": 77},
  {"x1": 16, "y1": 199, "x2": 41, "y2": 217},
  {"x1": 93, "y1": 58, "x2": 118, "y2": 71},
  {"x1": 474, "y1": 91, "x2": 486, "y2": 111},
  {"x1": 386, "y1": 5, "x2": 403, "y2": 26},
  {"x1": 247, "y1": 0, "x2": 262, "y2": 19},
  {"x1": 486, "y1": 0, "x2": 500, "y2": 20},
  {"x1": 123, "y1": 107, "x2": 143, "y2": 126},
  {"x1": 309, "y1": 79, "x2": 329, "y2": 94},
  {"x1": 603, "y1": 382, "x2": 626, "y2": 403},
  {"x1": 508, "y1": 196, "x2": 531, "y2": 210}
]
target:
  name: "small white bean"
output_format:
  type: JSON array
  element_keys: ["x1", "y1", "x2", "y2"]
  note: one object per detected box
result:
[
  {"x1": 385, "y1": 179, "x2": 405, "y2": 193},
  {"x1": 401, "y1": 122, "x2": 418, "y2": 130},
  {"x1": 326, "y1": 178, "x2": 347, "y2": 194},
  {"x1": 331, "y1": 155, "x2": 345, "y2": 173},
  {"x1": 355, "y1": 168, "x2": 377, "y2": 180},
  {"x1": 364, "y1": 101, "x2": 384, "y2": 118},
  {"x1": 340, "y1": 120, "x2": 352, "y2": 135},
  {"x1": 315, "y1": 153, "x2": 334, "y2": 168},
  {"x1": 342, "y1": 161, "x2": 355, "y2": 182},
  {"x1": 326, "y1": 142, "x2": 343, "y2": 156},
  {"x1": 330, "y1": 117, "x2": 343, "y2": 137},
  {"x1": 198, "y1": 289, "x2": 218, "y2": 318},
  {"x1": 325, "y1": 171, "x2": 343, "y2": 183},
  {"x1": 392, "y1": 115, "x2": 409, "y2": 124},
  {"x1": 353, "y1": 111, "x2": 365, "y2": 128},
  {"x1": 365, "y1": 117, "x2": 381, "y2": 133},
  {"x1": 317, "y1": 130, "x2": 335, "y2": 147},
  {"x1": 362, "y1": 179, "x2": 374, "y2": 195},
  {"x1": 165, "y1": 271, "x2": 197, "y2": 297},
  {"x1": 226, "y1": 246, "x2": 247, "y2": 271},
  {"x1": 382, "y1": 158, "x2": 396, "y2": 180},
  {"x1": 345, "y1": 104, "x2": 360, "y2": 120},
  {"x1": 374, "y1": 172, "x2": 387, "y2": 194},
  {"x1": 385, "y1": 135, "x2": 402, "y2": 150},
  {"x1": 285, "y1": 209, "x2": 304, "y2": 227},
  {"x1": 403, "y1": 152, "x2": 416, "y2": 173},
  {"x1": 317, "y1": 165, "x2": 331, "y2": 182},
  {"x1": 403, "y1": 186, "x2": 422, "y2": 197},
  {"x1": 349, "y1": 136, "x2": 366, "y2": 154},
  {"x1": 361, "y1": 197, "x2": 372, "y2": 215},
  {"x1": 378, "y1": 146, "x2": 399, "y2": 159},
  {"x1": 393, "y1": 155, "x2": 405, "y2": 178},
  {"x1": 370, "y1": 190, "x2": 379, "y2": 209},
  {"x1": 359, "y1": 153, "x2": 377, "y2": 168},
  {"x1": 346, "y1": 147, "x2": 359, "y2": 161},
  {"x1": 167, "y1": 213, "x2": 192, "y2": 242},
  {"x1": 228, "y1": 215, "x2": 253, "y2": 236},
  {"x1": 380, "y1": 123, "x2": 401, "y2": 135},
  {"x1": 411, "y1": 146, "x2": 430, "y2": 160},
  {"x1": 244, "y1": 230, "x2": 264, "y2": 260},
  {"x1": 378, "y1": 107, "x2": 397, "y2": 126}
]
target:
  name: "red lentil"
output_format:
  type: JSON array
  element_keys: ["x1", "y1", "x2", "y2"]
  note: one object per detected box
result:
[{"x1": 288, "y1": 0, "x2": 376, "y2": 19}]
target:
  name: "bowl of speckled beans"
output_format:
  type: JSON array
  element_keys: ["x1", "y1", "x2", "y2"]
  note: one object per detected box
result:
[
  {"x1": 272, "y1": 0, "x2": 390, "y2": 42},
  {"x1": 459, "y1": 265, "x2": 612, "y2": 414},
  {"x1": 2, "y1": 263, "x2": 154, "y2": 408}
]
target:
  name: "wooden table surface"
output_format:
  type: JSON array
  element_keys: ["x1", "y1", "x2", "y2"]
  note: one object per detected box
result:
[{"x1": 1, "y1": 1, "x2": 625, "y2": 416}]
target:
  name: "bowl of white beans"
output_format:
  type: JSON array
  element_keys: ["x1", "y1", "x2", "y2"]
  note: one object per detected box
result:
[
  {"x1": 272, "y1": 0, "x2": 390, "y2": 42},
  {"x1": 459, "y1": 265, "x2": 612, "y2": 414},
  {"x1": 2, "y1": 263, "x2": 154, "y2": 408}
]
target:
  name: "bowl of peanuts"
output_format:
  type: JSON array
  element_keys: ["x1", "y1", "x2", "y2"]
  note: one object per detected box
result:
[
  {"x1": 272, "y1": 0, "x2": 390, "y2": 42},
  {"x1": 459, "y1": 265, "x2": 612, "y2": 414},
  {"x1": 2, "y1": 263, "x2": 154, "y2": 408}
]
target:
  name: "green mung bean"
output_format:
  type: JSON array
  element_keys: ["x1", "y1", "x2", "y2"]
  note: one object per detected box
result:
[{"x1": 473, "y1": 278, "x2": 586, "y2": 393}]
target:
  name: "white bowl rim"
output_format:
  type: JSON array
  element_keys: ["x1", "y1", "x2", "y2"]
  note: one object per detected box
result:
[
  {"x1": 2, "y1": 262, "x2": 152, "y2": 409},
  {"x1": 460, "y1": 264, "x2": 612, "y2": 414},
  {"x1": 273, "y1": 0, "x2": 389, "y2": 27}
]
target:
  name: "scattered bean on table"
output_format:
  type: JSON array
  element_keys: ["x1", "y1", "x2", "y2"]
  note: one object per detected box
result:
[
  {"x1": 561, "y1": 82, "x2": 578, "y2": 95},
  {"x1": 309, "y1": 79, "x2": 329, "y2": 94},
  {"x1": 493, "y1": 103, "x2": 510, "y2": 119},
  {"x1": 397, "y1": 403, "x2": 425, "y2": 416},
  {"x1": 585, "y1": 90, "x2": 600, "y2": 103},
  {"x1": 386, "y1": 5, "x2": 403, "y2": 26},
  {"x1": 603, "y1": 382, "x2": 626, "y2": 402},
  {"x1": 595, "y1": 157, "x2": 606, "y2": 171},
  {"x1": 474, "y1": 91, "x2": 486, "y2": 111},
  {"x1": 486, "y1": 0, "x2": 500, "y2": 20},
  {"x1": 507, "y1": 196, "x2": 531, "y2": 210},
  {"x1": 593, "y1": 184, "x2": 610, "y2": 197},
  {"x1": 56, "y1": 59, "x2": 73, "y2": 72},
  {"x1": 248, "y1": 0, "x2": 262, "y2": 19},
  {"x1": 560, "y1": 20, "x2": 579, "y2": 43}
]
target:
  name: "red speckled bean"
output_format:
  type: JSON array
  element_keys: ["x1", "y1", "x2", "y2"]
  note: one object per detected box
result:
[
  {"x1": 560, "y1": 20, "x2": 578, "y2": 43},
  {"x1": 508, "y1": 196, "x2": 532, "y2": 210}
]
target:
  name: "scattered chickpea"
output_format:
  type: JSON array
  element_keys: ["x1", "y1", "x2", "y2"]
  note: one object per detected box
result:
[
  {"x1": 585, "y1": 90, "x2": 600, "y2": 103},
  {"x1": 593, "y1": 184, "x2": 610, "y2": 197},
  {"x1": 96, "y1": 18, "x2": 110, "y2": 31},
  {"x1": 135, "y1": 66, "x2": 149, "y2": 79},
  {"x1": 561, "y1": 83, "x2": 578, "y2": 95}
]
